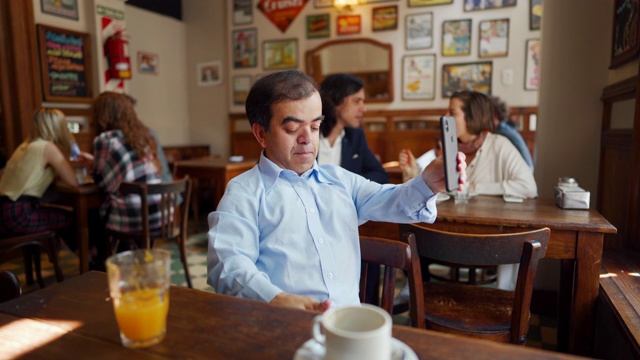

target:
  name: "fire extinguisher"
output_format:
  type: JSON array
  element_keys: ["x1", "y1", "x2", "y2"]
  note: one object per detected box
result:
[{"x1": 104, "y1": 32, "x2": 132, "y2": 79}]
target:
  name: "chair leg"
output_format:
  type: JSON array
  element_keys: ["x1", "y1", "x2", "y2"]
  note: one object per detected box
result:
[
  {"x1": 33, "y1": 249, "x2": 45, "y2": 289},
  {"x1": 44, "y1": 236, "x2": 64, "y2": 283},
  {"x1": 22, "y1": 249, "x2": 35, "y2": 285},
  {"x1": 178, "y1": 236, "x2": 192, "y2": 288}
]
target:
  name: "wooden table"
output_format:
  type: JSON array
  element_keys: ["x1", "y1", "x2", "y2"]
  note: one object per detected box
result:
[
  {"x1": 0, "y1": 272, "x2": 588, "y2": 359},
  {"x1": 360, "y1": 195, "x2": 616, "y2": 356},
  {"x1": 52, "y1": 183, "x2": 103, "y2": 274},
  {"x1": 173, "y1": 157, "x2": 256, "y2": 218}
]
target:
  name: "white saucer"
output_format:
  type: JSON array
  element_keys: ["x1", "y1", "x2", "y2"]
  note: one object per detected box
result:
[
  {"x1": 293, "y1": 337, "x2": 418, "y2": 360},
  {"x1": 436, "y1": 192, "x2": 451, "y2": 202}
]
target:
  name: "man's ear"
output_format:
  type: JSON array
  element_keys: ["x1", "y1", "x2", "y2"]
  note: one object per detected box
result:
[{"x1": 252, "y1": 123, "x2": 267, "y2": 149}]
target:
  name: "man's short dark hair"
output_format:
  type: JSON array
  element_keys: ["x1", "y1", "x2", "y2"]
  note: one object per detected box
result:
[
  {"x1": 490, "y1": 96, "x2": 509, "y2": 122},
  {"x1": 319, "y1": 73, "x2": 364, "y2": 137},
  {"x1": 245, "y1": 70, "x2": 319, "y2": 132}
]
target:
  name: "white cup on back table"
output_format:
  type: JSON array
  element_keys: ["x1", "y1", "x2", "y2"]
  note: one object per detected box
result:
[{"x1": 311, "y1": 304, "x2": 392, "y2": 360}]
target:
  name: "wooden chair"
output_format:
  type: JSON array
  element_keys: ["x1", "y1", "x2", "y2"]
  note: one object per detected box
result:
[
  {"x1": 0, "y1": 270, "x2": 21, "y2": 302},
  {"x1": 400, "y1": 223, "x2": 550, "y2": 344},
  {"x1": 106, "y1": 178, "x2": 193, "y2": 288},
  {"x1": 0, "y1": 231, "x2": 64, "y2": 288},
  {"x1": 359, "y1": 235, "x2": 425, "y2": 329}
]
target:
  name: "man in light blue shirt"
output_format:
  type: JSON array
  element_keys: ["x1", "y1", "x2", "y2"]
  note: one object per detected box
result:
[{"x1": 207, "y1": 70, "x2": 466, "y2": 311}]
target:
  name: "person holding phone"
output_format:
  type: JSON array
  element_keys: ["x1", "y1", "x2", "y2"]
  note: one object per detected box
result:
[{"x1": 207, "y1": 70, "x2": 466, "y2": 311}]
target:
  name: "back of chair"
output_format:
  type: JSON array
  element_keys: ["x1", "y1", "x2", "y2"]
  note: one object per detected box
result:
[
  {"x1": 359, "y1": 235, "x2": 425, "y2": 329},
  {"x1": 110, "y1": 177, "x2": 193, "y2": 287},
  {"x1": 118, "y1": 177, "x2": 192, "y2": 249},
  {"x1": 400, "y1": 223, "x2": 550, "y2": 343}
]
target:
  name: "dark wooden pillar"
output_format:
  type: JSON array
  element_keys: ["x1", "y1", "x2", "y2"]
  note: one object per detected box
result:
[{"x1": 0, "y1": 0, "x2": 42, "y2": 157}]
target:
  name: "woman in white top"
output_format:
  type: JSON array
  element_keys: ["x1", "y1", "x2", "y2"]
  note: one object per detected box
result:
[{"x1": 0, "y1": 108, "x2": 89, "y2": 250}]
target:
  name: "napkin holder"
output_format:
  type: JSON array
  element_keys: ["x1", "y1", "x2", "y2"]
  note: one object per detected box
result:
[{"x1": 554, "y1": 184, "x2": 590, "y2": 210}]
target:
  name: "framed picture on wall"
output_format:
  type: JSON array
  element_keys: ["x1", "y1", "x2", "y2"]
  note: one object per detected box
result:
[
  {"x1": 525, "y1": 39, "x2": 540, "y2": 91},
  {"x1": 479, "y1": 19, "x2": 509, "y2": 58},
  {"x1": 137, "y1": 51, "x2": 159, "y2": 75},
  {"x1": 442, "y1": 19, "x2": 471, "y2": 56},
  {"x1": 263, "y1": 39, "x2": 298, "y2": 70},
  {"x1": 314, "y1": 0, "x2": 333, "y2": 8},
  {"x1": 464, "y1": 0, "x2": 516, "y2": 11},
  {"x1": 611, "y1": 0, "x2": 640, "y2": 68},
  {"x1": 372, "y1": 5, "x2": 398, "y2": 32},
  {"x1": 197, "y1": 61, "x2": 222, "y2": 87},
  {"x1": 408, "y1": 0, "x2": 453, "y2": 6},
  {"x1": 530, "y1": 0, "x2": 542, "y2": 30},
  {"x1": 406, "y1": 12, "x2": 433, "y2": 50},
  {"x1": 233, "y1": 0, "x2": 253, "y2": 26},
  {"x1": 402, "y1": 54, "x2": 436, "y2": 100},
  {"x1": 442, "y1": 61, "x2": 492, "y2": 97},
  {"x1": 337, "y1": 14, "x2": 361, "y2": 35},
  {"x1": 307, "y1": 14, "x2": 330, "y2": 39},
  {"x1": 232, "y1": 28, "x2": 257, "y2": 69},
  {"x1": 232, "y1": 75, "x2": 252, "y2": 105},
  {"x1": 41, "y1": 0, "x2": 78, "y2": 20}
]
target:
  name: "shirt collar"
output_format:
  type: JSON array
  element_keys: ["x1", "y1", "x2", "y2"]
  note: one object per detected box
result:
[{"x1": 258, "y1": 151, "x2": 335, "y2": 193}]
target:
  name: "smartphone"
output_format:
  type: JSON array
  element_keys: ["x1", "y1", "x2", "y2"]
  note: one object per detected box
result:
[{"x1": 440, "y1": 116, "x2": 459, "y2": 192}]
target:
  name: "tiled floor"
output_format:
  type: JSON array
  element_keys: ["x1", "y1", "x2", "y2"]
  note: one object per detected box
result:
[{"x1": 3, "y1": 224, "x2": 557, "y2": 351}]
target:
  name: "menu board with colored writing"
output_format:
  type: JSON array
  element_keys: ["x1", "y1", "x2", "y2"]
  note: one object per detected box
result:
[{"x1": 37, "y1": 24, "x2": 93, "y2": 103}]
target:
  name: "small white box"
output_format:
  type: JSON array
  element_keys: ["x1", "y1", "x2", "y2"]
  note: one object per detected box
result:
[{"x1": 554, "y1": 185, "x2": 590, "y2": 210}]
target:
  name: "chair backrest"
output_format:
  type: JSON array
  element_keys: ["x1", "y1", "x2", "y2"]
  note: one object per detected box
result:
[
  {"x1": 118, "y1": 177, "x2": 192, "y2": 249},
  {"x1": 359, "y1": 235, "x2": 425, "y2": 329},
  {"x1": 399, "y1": 223, "x2": 550, "y2": 341},
  {"x1": 0, "y1": 270, "x2": 21, "y2": 302}
]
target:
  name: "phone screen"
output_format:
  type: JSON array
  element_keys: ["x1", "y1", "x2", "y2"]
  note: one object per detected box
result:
[{"x1": 440, "y1": 116, "x2": 459, "y2": 192}]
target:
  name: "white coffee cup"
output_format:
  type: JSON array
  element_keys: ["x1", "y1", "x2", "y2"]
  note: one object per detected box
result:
[{"x1": 311, "y1": 304, "x2": 392, "y2": 360}]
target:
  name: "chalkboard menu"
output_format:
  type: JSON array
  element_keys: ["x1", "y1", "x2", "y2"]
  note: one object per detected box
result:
[{"x1": 37, "y1": 24, "x2": 93, "y2": 103}]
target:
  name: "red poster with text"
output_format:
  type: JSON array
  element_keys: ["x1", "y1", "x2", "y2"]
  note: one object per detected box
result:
[{"x1": 257, "y1": 0, "x2": 309, "y2": 33}]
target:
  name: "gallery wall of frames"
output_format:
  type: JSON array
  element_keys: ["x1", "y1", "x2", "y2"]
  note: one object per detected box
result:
[{"x1": 227, "y1": 0, "x2": 542, "y2": 112}]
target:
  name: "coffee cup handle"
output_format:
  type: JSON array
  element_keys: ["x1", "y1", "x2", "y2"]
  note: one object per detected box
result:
[{"x1": 311, "y1": 315, "x2": 325, "y2": 345}]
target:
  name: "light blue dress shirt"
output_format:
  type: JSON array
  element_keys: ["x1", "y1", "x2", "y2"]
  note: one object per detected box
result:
[{"x1": 207, "y1": 152, "x2": 438, "y2": 307}]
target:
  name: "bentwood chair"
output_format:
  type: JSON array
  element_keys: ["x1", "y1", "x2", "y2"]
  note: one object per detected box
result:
[
  {"x1": 106, "y1": 178, "x2": 193, "y2": 288},
  {"x1": 0, "y1": 270, "x2": 21, "y2": 302},
  {"x1": 0, "y1": 231, "x2": 64, "y2": 288},
  {"x1": 400, "y1": 223, "x2": 550, "y2": 345},
  {"x1": 359, "y1": 235, "x2": 425, "y2": 329}
]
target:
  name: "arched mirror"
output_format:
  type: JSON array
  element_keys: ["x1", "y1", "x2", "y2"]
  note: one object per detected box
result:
[{"x1": 305, "y1": 38, "x2": 393, "y2": 103}]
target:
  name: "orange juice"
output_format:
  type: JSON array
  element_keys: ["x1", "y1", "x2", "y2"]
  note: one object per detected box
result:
[{"x1": 114, "y1": 288, "x2": 169, "y2": 343}]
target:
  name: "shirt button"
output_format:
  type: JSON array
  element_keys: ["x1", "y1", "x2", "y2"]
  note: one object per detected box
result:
[
  {"x1": 419, "y1": 202, "x2": 425, "y2": 207},
  {"x1": 310, "y1": 208, "x2": 315, "y2": 213},
  {"x1": 318, "y1": 238, "x2": 324, "y2": 244},
  {"x1": 327, "y1": 272, "x2": 334, "y2": 279},
  {"x1": 297, "y1": 182, "x2": 302, "y2": 187}
]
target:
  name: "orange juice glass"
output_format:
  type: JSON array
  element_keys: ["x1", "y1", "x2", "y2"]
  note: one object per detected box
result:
[{"x1": 106, "y1": 249, "x2": 171, "y2": 348}]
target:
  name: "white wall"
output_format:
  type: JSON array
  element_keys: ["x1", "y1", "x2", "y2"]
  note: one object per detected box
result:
[
  {"x1": 227, "y1": 0, "x2": 540, "y2": 113},
  {"x1": 126, "y1": 5, "x2": 190, "y2": 146},
  {"x1": 536, "y1": 0, "x2": 614, "y2": 201},
  {"x1": 183, "y1": 1, "x2": 229, "y2": 156}
]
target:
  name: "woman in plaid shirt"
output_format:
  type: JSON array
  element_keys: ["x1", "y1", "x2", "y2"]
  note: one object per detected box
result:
[{"x1": 91, "y1": 92, "x2": 163, "y2": 253}]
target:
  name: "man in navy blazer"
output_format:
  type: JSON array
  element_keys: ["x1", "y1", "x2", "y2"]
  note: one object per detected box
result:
[{"x1": 318, "y1": 73, "x2": 388, "y2": 184}]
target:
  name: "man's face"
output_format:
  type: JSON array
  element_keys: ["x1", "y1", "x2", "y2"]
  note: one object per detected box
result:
[
  {"x1": 335, "y1": 88, "x2": 366, "y2": 128},
  {"x1": 252, "y1": 91, "x2": 324, "y2": 175}
]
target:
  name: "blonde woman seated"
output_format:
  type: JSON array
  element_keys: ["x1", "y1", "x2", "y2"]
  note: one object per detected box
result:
[
  {"x1": 0, "y1": 108, "x2": 91, "y2": 250},
  {"x1": 399, "y1": 90, "x2": 537, "y2": 290}
]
